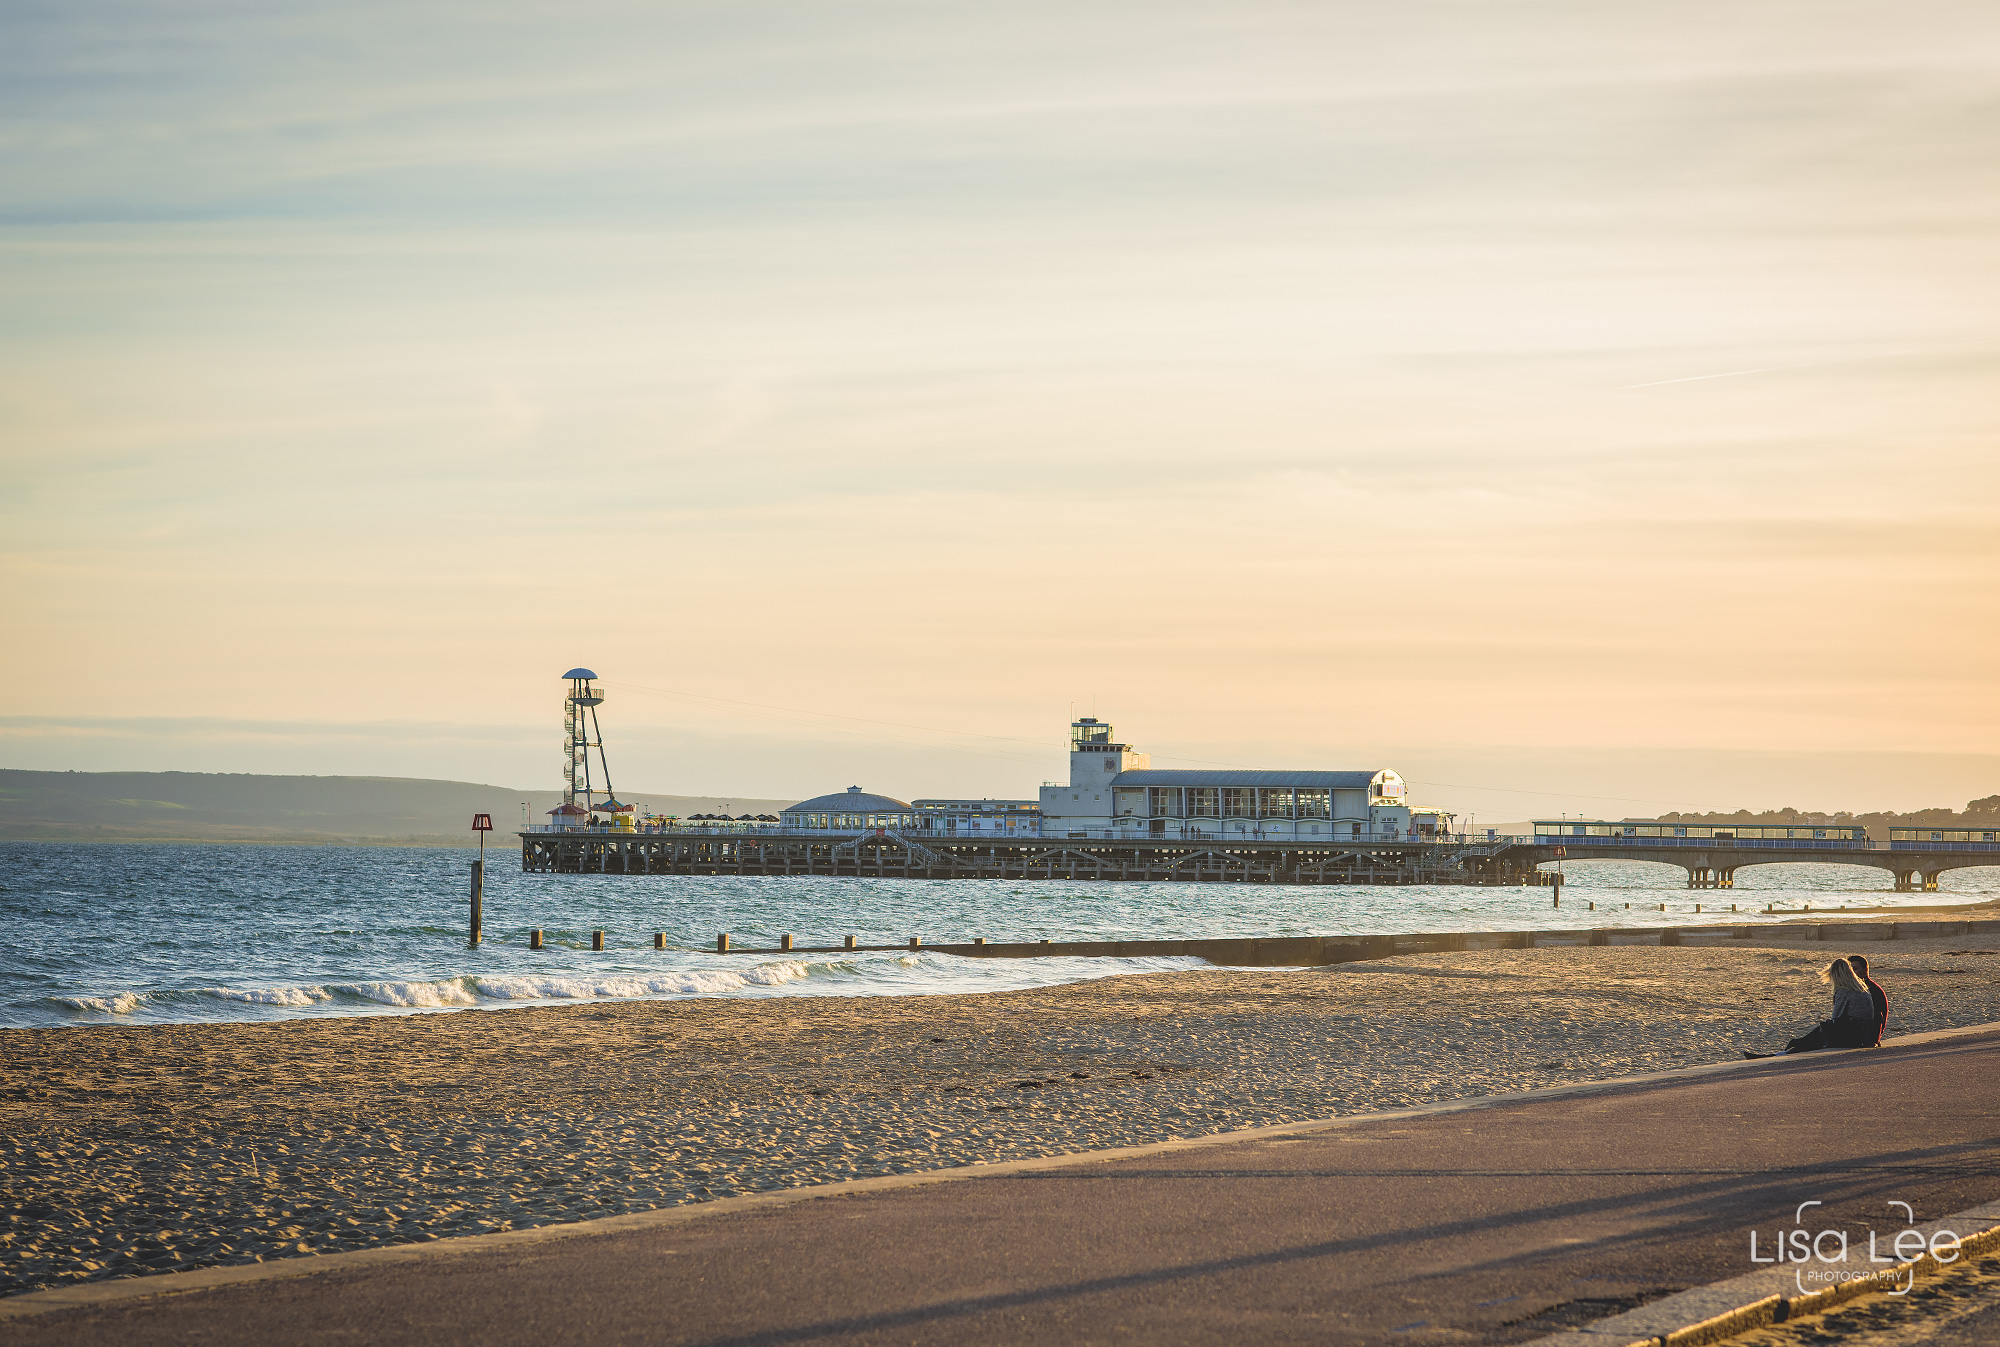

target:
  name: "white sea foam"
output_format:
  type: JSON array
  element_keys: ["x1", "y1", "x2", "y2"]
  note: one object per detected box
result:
[
  {"x1": 473, "y1": 960, "x2": 813, "y2": 1003},
  {"x1": 334, "y1": 978, "x2": 482, "y2": 1008},
  {"x1": 202, "y1": 985, "x2": 331, "y2": 1007},
  {"x1": 50, "y1": 991, "x2": 144, "y2": 1015}
]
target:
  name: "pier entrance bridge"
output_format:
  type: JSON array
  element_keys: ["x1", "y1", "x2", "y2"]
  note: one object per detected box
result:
[{"x1": 1497, "y1": 822, "x2": 2000, "y2": 891}]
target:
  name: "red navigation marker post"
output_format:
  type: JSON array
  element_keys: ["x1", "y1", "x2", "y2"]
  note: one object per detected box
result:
[{"x1": 470, "y1": 813, "x2": 494, "y2": 947}]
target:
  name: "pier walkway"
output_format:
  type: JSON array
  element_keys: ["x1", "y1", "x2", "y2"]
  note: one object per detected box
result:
[
  {"x1": 11, "y1": 1027, "x2": 2000, "y2": 1346},
  {"x1": 519, "y1": 829, "x2": 2000, "y2": 891},
  {"x1": 1491, "y1": 839, "x2": 2000, "y2": 892},
  {"x1": 520, "y1": 829, "x2": 1530, "y2": 886}
]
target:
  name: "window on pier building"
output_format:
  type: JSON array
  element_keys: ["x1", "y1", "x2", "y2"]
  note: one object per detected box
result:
[
  {"x1": 1295, "y1": 789, "x2": 1330, "y2": 819},
  {"x1": 1187, "y1": 788, "x2": 1219, "y2": 817},
  {"x1": 1259, "y1": 788, "x2": 1295, "y2": 818},
  {"x1": 1148, "y1": 787, "x2": 1182, "y2": 818},
  {"x1": 1223, "y1": 788, "x2": 1255, "y2": 817}
]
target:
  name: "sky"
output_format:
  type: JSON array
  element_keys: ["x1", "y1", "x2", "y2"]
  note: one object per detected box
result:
[{"x1": 2, "y1": 0, "x2": 1998, "y2": 820}]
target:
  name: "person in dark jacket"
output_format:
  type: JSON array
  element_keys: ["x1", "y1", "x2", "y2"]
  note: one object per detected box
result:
[
  {"x1": 1744, "y1": 958, "x2": 1879, "y2": 1057},
  {"x1": 1848, "y1": 954, "x2": 1888, "y2": 1045}
]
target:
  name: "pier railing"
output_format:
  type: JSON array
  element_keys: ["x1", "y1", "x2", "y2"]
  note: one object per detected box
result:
[{"x1": 521, "y1": 823, "x2": 1526, "y2": 845}]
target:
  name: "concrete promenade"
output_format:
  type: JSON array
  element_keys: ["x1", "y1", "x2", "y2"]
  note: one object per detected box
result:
[{"x1": 8, "y1": 1028, "x2": 2000, "y2": 1346}]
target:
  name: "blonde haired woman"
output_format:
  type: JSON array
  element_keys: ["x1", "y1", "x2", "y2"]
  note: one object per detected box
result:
[{"x1": 1744, "y1": 959, "x2": 1880, "y2": 1058}]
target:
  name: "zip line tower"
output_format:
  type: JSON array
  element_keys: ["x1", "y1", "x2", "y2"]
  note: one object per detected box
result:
[{"x1": 561, "y1": 667, "x2": 618, "y2": 812}]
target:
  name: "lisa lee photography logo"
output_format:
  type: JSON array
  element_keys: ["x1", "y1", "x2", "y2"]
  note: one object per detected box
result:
[{"x1": 1751, "y1": 1202, "x2": 1962, "y2": 1295}]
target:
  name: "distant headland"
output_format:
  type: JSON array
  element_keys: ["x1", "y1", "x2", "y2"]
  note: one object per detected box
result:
[{"x1": 0, "y1": 770, "x2": 796, "y2": 847}]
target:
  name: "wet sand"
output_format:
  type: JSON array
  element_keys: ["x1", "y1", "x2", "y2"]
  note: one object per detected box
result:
[{"x1": 6, "y1": 936, "x2": 2000, "y2": 1299}]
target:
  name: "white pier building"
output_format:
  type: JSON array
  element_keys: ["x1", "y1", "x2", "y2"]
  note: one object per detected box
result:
[{"x1": 1038, "y1": 718, "x2": 1413, "y2": 841}]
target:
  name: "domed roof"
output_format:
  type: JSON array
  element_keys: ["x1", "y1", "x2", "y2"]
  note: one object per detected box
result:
[
  {"x1": 783, "y1": 785, "x2": 913, "y2": 814},
  {"x1": 562, "y1": 667, "x2": 598, "y2": 680}
]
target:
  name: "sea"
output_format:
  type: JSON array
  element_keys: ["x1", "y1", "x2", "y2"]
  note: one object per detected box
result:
[{"x1": 5, "y1": 842, "x2": 1995, "y2": 1028}]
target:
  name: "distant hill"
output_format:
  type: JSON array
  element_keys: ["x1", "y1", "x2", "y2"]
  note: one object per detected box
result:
[
  {"x1": 0, "y1": 770, "x2": 798, "y2": 845},
  {"x1": 1654, "y1": 796, "x2": 2000, "y2": 839}
]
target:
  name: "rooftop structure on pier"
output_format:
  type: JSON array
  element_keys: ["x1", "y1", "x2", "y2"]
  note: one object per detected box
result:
[
  {"x1": 552, "y1": 667, "x2": 619, "y2": 824},
  {"x1": 780, "y1": 787, "x2": 918, "y2": 832},
  {"x1": 1039, "y1": 718, "x2": 1413, "y2": 842}
]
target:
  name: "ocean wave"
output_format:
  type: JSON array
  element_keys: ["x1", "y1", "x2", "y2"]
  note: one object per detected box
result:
[
  {"x1": 22, "y1": 953, "x2": 1207, "y2": 1026},
  {"x1": 202, "y1": 985, "x2": 331, "y2": 1007},
  {"x1": 472, "y1": 960, "x2": 813, "y2": 1002},
  {"x1": 46, "y1": 991, "x2": 144, "y2": 1015},
  {"x1": 332, "y1": 978, "x2": 482, "y2": 1008}
]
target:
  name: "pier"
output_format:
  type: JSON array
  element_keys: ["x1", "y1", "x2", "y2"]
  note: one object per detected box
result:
[
  {"x1": 518, "y1": 829, "x2": 1523, "y2": 885},
  {"x1": 518, "y1": 827, "x2": 2000, "y2": 891}
]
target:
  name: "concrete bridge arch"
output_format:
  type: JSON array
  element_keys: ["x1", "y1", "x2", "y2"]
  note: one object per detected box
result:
[{"x1": 1492, "y1": 843, "x2": 1999, "y2": 893}]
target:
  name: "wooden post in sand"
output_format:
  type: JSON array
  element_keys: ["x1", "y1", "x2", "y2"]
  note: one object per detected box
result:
[{"x1": 469, "y1": 814, "x2": 493, "y2": 947}]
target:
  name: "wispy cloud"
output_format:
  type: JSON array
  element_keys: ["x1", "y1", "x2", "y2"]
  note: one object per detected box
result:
[{"x1": 3, "y1": 0, "x2": 1998, "y2": 797}]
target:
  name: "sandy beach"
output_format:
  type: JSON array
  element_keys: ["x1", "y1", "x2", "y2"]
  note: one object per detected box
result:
[{"x1": 6, "y1": 934, "x2": 2000, "y2": 1300}]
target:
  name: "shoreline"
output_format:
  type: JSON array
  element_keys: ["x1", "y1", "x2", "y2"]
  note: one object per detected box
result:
[
  {"x1": 14, "y1": 900, "x2": 1997, "y2": 1035},
  {"x1": 7, "y1": 933, "x2": 2000, "y2": 1299}
]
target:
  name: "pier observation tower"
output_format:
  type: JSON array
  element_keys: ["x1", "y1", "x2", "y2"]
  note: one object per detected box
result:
[{"x1": 560, "y1": 668, "x2": 620, "y2": 816}]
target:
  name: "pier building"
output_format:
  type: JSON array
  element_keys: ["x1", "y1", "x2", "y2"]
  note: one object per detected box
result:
[
  {"x1": 1038, "y1": 718, "x2": 1414, "y2": 841},
  {"x1": 775, "y1": 789, "x2": 1041, "y2": 837},
  {"x1": 912, "y1": 798, "x2": 1042, "y2": 837},
  {"x1": 778, "y1": 787, "x2": 919, "y2": 832}
]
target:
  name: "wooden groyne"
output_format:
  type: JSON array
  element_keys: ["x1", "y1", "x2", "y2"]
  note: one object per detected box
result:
[{"x1": 707, "y1": 918, "x2": 2000, "y2": 968}]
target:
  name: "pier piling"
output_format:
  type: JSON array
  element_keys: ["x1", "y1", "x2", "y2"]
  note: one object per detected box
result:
[
  {"x1": 718, "y1": 933, "x2": 730, "y2": 952},
  {"x1": 843, "y1": 935, "x2": 855, "y2": 950},
  {"x1": 909, "y1": 936, "x2": 921, "y2": 949},
  {"x1": 592, "y1": 930, "x2": 605, "y2": 951},
  {"x1": 781, "y1": 934, "x2": 794, "y2": 951},
  {"x1": 654, "y1": 933, "x2": 666, "y2": 950},
  {"x1": 529, "y1": 928, "x2": 543, "y2": 950}
]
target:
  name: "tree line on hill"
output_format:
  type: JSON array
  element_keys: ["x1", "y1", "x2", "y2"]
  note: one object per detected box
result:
[{"x1": 1652, "y1": 795, "x2": 2000, "y2": 835}]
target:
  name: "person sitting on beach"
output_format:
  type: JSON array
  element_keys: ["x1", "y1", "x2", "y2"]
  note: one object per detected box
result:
[
  {"x1": 1743, "y1": 958, "x2": 1879, "y2": 1058},
  {"x1": 1848, "y1": 954, "x2": 1888, "y2": 1046}
]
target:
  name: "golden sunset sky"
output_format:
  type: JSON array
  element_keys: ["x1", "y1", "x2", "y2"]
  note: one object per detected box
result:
[{"x1": 3, "y1": 0, "x2": 1997, "y2": 819}]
